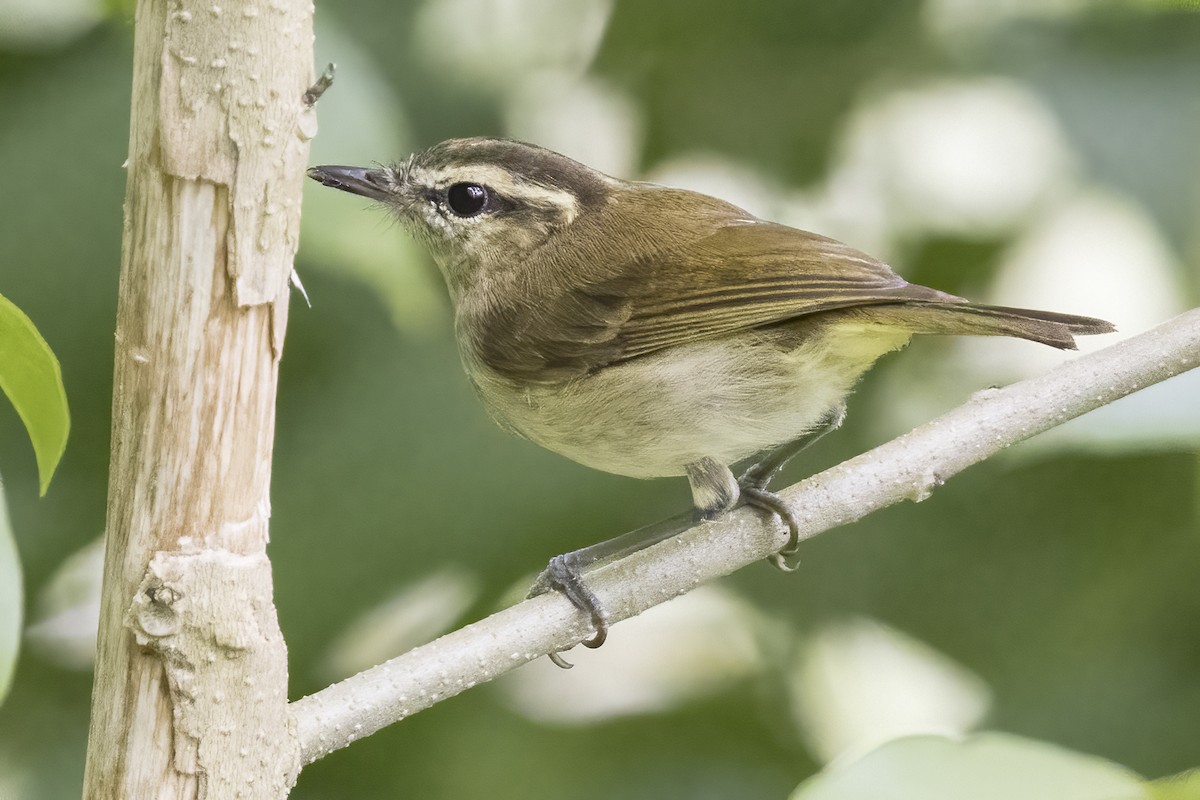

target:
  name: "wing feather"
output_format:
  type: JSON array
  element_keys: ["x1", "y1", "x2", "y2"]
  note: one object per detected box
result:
[
  {"x1": 465, "y1": 191, "x2": 959, "y2": 381},
  {"x1": 591, "y1": 220, "x2": 957, "y2": 364}
]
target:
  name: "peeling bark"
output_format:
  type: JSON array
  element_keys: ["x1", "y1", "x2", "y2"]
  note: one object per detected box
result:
[{"x1": 82, "y1": 0, "x2": 314, "y2": 797}]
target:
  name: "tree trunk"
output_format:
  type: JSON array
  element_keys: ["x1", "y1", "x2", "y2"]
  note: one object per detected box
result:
[{"x1": 82, "y1": 0, "x2": 315, "y2": 796}]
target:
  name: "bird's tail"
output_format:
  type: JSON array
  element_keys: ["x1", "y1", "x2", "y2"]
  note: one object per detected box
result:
[{"x1": 851, "y1": 302, "x2": 1115, "y2": 350}]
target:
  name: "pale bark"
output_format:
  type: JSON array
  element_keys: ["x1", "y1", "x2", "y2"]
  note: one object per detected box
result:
[
  {"x1": 292, "y1": 308, "x2": 1200, "y2": 764},
  {"x1": 82, "y1": 0, "x2": 315, "y2": 796}
]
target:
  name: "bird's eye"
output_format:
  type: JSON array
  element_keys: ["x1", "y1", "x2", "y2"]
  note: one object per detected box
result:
[{"x1": 446, "y1": 183, "x2": 489, "y2": 217}]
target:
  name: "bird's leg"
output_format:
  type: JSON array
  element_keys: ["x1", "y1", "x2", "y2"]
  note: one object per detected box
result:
[
  {"x1": 739, "y1": 404, "x2": 847, "y2": 490},
  {"x1": 685, "y1": 456, "x2": 742, "y2": 520},
  {"x1": 528, "y1": 509, "x2": 695, "y2": 667},
  {"x1": 737, "y1": 404, "x2": 847, "y2": 569},
  {"x1": 529, "y1": 407, "x2": 846, "y2": 667},
  {"x1": 686, "y1": 456, "x2": 801, "y2": 572}
]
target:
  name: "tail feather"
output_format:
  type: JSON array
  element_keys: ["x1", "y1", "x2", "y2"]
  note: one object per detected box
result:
[{"x1": 851, "y1": 302, "x2": 1116, "y2": 350}]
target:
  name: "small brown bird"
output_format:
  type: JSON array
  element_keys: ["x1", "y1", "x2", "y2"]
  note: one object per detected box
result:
[{"x1": 308, "y1": 138, "x2": 1113, "y2": 648}]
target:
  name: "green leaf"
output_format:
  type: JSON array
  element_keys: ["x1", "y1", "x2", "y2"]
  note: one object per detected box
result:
[
  {"x1": 1149, "y1": 769, "x2": 1200, "y2": 800},
  {"x1": 791, "y1": 733, "x2": 1148, "y2": 800},
  {"x1": 0, "y1": 291, "x2": 69, "y2": 495},
  {"x1": 0, "y1": 478, "x2": 22, "y2": 704}
]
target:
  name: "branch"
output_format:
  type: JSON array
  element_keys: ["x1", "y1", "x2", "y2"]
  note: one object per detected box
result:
[
  {"x1": 292, "y1": 307, "x2": 1200, "y2": 764},
  {"x1": 82, "y1": 0, "x2": 315, "y2": 796}
]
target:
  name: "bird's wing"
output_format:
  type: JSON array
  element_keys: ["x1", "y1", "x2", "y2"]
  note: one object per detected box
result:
[
  {"x1": 598, "y1": 220, "x2": 956, "y2": 362},
  {"x1": 467, "y1": 198, "x2": 957, "y2": 382}
]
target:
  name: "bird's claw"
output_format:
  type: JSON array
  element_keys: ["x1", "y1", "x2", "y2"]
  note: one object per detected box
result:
[
  {"x1": 531, "y1": 553, "x2": 610, "y2": 669},
  {"x1": 739, "y1": 485, "x2": 802, "y2": 570}
]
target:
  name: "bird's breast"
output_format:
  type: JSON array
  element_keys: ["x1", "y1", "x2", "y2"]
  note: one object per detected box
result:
[{"x1": 455, "y1": 323, "x2": 910, "y2": 479}]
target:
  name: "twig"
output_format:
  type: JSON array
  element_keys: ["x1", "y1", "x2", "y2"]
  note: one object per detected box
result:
[
  {"x1": 303, "y1": 63, "x2": 336, "y2": 107},
  {"x1": 291, "y1": 307, "x2": 1200, "y2": 765}
]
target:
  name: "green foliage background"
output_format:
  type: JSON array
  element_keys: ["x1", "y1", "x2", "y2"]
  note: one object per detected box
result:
[{"x1": 0, "y1": 1, "x2": 1198, "y2": 797}]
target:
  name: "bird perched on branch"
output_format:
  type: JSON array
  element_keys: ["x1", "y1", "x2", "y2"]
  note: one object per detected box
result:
[{"x1": 309, "y1": 138, "x2": 1114, "y2": 652}]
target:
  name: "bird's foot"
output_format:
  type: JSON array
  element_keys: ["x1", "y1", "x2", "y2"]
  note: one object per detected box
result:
[
  {"x1": 530, "y1": 553, "x2": 609, "y2": 668},
  {"x1": 688, "y1": 455, "x2": 804, "y2": 571},
  {"x1": 526, "y1": 511, "x2": 693, "y2": 668},
  {"x1": 738, "y1": 485, "x2": 802, "y2": 572}
]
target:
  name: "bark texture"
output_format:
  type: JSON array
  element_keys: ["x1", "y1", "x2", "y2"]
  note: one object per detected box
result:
[{"x1": 82, "y1": 0, "x2": 315, "y2": 796}]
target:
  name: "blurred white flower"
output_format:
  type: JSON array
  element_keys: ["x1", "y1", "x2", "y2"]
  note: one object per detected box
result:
[
  {"x1": 953, "y1": 186, "x2": 1185, "y2": 376},
  {"x1": 504, "y1": 73, "x2": 642, "y2": 178},
  {"x1": 976, "y1": 188, "x2": 1196, "y2": 449},
  {"x1": 778, "y1": 78, "x2": 1075, "y2": 260},
  {"x1": 318, "y1": 567, "x2": 479, "y2": 681},
  {"x1": 859, "y1": 181, "x2": 1193, "y2": 449},
  {"x1": 789, "y1": 617, "x2": 991, "y2": 765},
  {"x1": 988, "y1": 188, "x2": 1186, "y2": 349},
  {"x1": 845, "y1": 79, "x2": 1077, "y2": 238},
  {"x1": 497, "y1": 585, "x2": 763, "y2": 725},
  {"x1": 25, "y1": 538, "x2": 103, "y2": 670},
  {"x1": 0, "y1": 0, "x2": 103, "y2": 49},
  {"x1": 414, "y1": 0, "x2": 613, "y2": 91}
]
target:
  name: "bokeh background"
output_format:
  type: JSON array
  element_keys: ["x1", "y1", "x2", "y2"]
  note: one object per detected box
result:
[{"x1": 1, "y1": 0, "x2": 1199, "y2": 797}]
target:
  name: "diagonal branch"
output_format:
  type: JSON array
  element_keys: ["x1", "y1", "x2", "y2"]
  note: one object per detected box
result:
[{"x1": 291, "y1": 307, "x2": 1200, "y2": 765}]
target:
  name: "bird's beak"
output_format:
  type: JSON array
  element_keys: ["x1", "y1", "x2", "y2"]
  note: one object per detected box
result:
[{"x1": 306, "y1": 165, "x2": 395, "y2": 202}]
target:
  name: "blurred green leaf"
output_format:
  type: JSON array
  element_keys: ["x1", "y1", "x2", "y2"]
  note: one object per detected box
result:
[
  {"x1": 103, "y1": 0, "x2": 134, "y2": 17},
  {"x1": 1130, "y1": 0, "x2": 1200, "y2": 10},
  {"x1": 0, "y1": 291, "x2": 69, "y2": 495},
  {"x1": 790, "y1": 733, "x2": 1147, "y2": 800},
  {"x1": 0, "y1": 477, "x2": 21, "y2": 704},
  {"x1": 1149, "y1": 769, "x2": 1200, "y2": 800}
]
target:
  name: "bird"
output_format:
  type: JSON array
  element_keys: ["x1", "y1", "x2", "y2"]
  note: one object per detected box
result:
[{"x1": 307, "y1": 137, "x2": 1114, "y2": 650}]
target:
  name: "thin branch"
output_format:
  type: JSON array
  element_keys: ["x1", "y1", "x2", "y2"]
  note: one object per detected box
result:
[{"x1": 292, "y1": 307, "x2": 1200, "y2": 765}]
